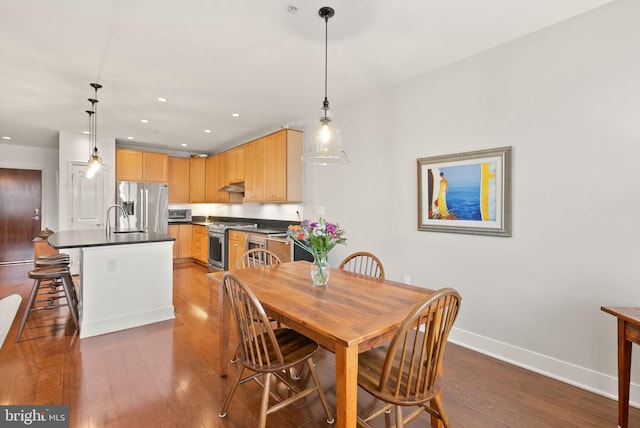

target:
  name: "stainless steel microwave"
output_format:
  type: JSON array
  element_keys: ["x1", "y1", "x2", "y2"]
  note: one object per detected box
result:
[{"x1": 168, "y1": 209, "x2": 192, "y2": 223}]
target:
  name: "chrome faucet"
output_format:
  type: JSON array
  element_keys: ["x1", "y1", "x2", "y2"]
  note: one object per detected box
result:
[{"x1": 106, "y1": 204, "x2": 128, "y2": 234}]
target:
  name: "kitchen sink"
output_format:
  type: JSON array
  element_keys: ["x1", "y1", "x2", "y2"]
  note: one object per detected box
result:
[{"x1": 112, "y1": 229, "x2": 145, "y2": 234}]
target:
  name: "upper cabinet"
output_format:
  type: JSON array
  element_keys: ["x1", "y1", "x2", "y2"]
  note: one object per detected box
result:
[
  {"x1": 168, "y1": 157, "x2": 190, "y2": 203},
  {"x1": 159, "y1": 129, "x2": 303, "y2": 205},
  {"x1": 116, "y1": 148, "x2": 168, "y2": 183},
  {"x1": 260, "y1": 129, "x2": 303, "y2": 203},
  {"x1": 205, "y1": 154, "x2": 228, "y2": 203},
  {"x1": 263, "y1": 131, "x2": 288, "y2": 202},
  {"x1": 224, "y1": 145, "x2": 245, "y2": 185},
  {"x1": 243, "y1": 138, "x2": 264, "y2": 203},
  {"x1": 238, "y1": 129, "x2": 302, "y2": 203}
]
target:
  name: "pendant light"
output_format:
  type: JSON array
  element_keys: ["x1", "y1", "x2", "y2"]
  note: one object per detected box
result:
[
  {"x1": 301, "y1": 6, "x2": 349, "y2": 165},
  {"x1": 85, "y1": 82, "x2": 103, "y2": 179}
]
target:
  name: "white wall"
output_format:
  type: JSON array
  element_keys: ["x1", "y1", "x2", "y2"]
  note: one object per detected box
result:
[
  {"x1": 303, "y1": 0, "x2": 640, "y2": 403},
  {"x1": 58, "y1": 131, "x2": 116, "y2": 230},
  {"x1": 0, "y1": 143, "x2": 59, "y2": 230},
  {"x1": 169, "y1": 202, "x2": 304, "y2": 222}
]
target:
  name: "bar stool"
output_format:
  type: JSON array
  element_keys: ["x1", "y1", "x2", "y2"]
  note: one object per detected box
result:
[
  {"x1": 15, "y1": 266, "x2": 80, "y2": 342},
  {"x1": 33, "y1": 254, "x2": 77, "y2": 308}
]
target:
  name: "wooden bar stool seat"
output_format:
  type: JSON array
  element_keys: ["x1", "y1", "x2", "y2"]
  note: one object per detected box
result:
[
  {"x1": 37, "y1": 253, "x2": 69, "y2": 260},
  {"x1": 16, "y1": 266, "x2": 80, "y2": 342},
  {"x1": 34, "y1": 257, "x2": 70, "y2": 268}
]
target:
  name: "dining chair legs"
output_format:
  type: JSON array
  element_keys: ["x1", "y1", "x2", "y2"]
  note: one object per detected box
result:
[
  {"x1": 218, "y1": 357, "x2": 334, "y2": 427},
  {"x1": 306, "y1": 357, "x2": 334, "y2": 424},
  {"x1": 218, "y1": 366, "x2": 245, "y2": 418}
]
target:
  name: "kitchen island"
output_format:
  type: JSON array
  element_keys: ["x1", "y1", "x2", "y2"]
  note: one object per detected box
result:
[{"x1": 48, "y1": 229, "x2": 175, "y2": 339}]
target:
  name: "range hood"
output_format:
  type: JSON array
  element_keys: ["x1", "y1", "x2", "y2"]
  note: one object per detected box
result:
[{"x1": 219, "y1": 182, "x2": 245, "y2": 193}]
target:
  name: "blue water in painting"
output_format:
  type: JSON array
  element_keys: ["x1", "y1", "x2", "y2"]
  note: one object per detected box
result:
[{"x1": 446, "y1": 185, "x2": 482, "y2": 220}]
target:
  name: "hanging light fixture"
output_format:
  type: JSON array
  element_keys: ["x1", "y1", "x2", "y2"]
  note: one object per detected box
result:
[
  {"x1": 301, "y1": 6, "x2": 349, "y2": 165},
  {"x1": 85, "y1": 82, "x2": 103, "y2": 178}
]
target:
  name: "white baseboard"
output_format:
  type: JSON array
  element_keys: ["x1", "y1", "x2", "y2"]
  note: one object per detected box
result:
[
  {"x1": 448, "y1": 327, "x2": 640, "y2": 408},
  {"x1": 80, "y1": 306, "x2": 175, "y2": 339}
]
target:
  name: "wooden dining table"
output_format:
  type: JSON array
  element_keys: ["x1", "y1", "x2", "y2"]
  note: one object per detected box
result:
[
  {"x1": 207, "y1": 261, "x2": 438, "y2": 428},
  {"x1": 601, "y1": 306, "x2": 640, "y2": 428}
]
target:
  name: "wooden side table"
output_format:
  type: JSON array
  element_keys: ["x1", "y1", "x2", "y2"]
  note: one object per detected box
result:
[{"x1": 601, "y1": 306, "x2": 640, "y2": 428}]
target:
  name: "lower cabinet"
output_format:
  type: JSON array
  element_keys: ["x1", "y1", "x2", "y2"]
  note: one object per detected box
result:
[
  {"x1": 227, "y1": 230, "x2": 247, "y2": 270},
  {"x1": 192, "y1": 225, "x2": 209, "y2": 263},
  {"x1": 168, "y1": 224, "x2": 193, "y2": 259}
]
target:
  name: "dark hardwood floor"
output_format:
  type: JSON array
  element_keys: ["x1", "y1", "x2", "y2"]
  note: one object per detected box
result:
[{"x1": 1, "y1": 262, "x2": 637, "y2": 427}]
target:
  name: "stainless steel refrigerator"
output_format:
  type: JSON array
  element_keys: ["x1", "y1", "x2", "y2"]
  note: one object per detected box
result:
[{"x1": 115, "y1": 181, "x2": 168, "y2": 233}]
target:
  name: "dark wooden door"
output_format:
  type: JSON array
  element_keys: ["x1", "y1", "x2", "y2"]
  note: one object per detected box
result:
[{"x1": 0, "y1": 168, "x2": 42, "y2": 263}]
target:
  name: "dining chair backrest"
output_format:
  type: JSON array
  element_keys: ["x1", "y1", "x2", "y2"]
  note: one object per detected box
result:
[
  {"x1": 377, "y1": 288, "x2": 460, "y2": 401},
  {"x1": 338, "y1": 251, "x2": 385, "y2": 279},
  {"x1": 223, "y1": 272, "x2": 284, "y2": 370},
  {"x1": 234, "y1": 248, "x2": 282, "y2": 270}
]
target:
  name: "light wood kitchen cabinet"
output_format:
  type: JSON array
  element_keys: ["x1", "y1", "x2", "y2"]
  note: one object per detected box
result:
[
  {"x1": 205, "y1": 154, "x2": 228, "y2": 203},
  {"x1": 189, "y1": 157, "x2": 206, "y2": 203},
  {"x1": 224, "y1": 145, "x2": 245, "y2": 185},
  {"x1": 168, "y1": 224, "x2": 192, "y2": 259},
  {"x1": 116, "y1": 148, "x2": 168, "y2": 183},
  {"x1": 116, "y1": 149, "x2": 142, "y2": 181},
  {"x1": 263, "y1": 129, "x2": 303, "y2": 202},
  {"x1": 191, "y1": 224, "x2": 208, "y2": 264},
  {"x1": 227, "y1": 230, "x2": 247, "y2": 269},
  {"x1": 168, "y1": 157, "x2": 190, "y2": 202},
  {"x1": 142, "y1": 152, "x2": 169, "y2": 182},
  {"x1": 243, "y1": 138, "x2": 264, "y2": 203}
]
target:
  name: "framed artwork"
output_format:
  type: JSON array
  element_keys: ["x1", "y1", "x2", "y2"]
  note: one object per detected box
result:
[{"x1": 417, "y1": 146, "x2": 512, "y2": 237}]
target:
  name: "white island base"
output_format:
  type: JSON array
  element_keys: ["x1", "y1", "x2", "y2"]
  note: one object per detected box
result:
[{"x1": 79, "y1": 241, "x2": 174, "y2": 338}]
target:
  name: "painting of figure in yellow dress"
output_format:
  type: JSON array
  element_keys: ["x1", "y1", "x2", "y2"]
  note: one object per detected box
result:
[
  {"x1": 426, "y1": 163, "x2": 496, "y2": 221},
  {"x1": 418, "y1": 146, "x2": 511, "y2": 236}
]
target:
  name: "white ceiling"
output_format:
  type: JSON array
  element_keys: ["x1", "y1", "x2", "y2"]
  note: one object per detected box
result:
[{"x1": 0, "y1": 0, "x2": 614, "y2": 154}]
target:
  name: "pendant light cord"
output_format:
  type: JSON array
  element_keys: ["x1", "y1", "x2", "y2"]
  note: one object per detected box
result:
[
  {"x1": 323, "y1": 13, "x2": 328, "y2": 109},
  {"x1": 88, "y1": 83, "x2": 102, "y2": 153}
]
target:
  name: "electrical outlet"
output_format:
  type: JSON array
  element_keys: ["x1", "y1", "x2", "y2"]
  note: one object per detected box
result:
[
  {"x1": 107, "y1": 258, "x2": 117, "y2": 272},
  {"x1": 317, "y1": 206, "x2": 325, "y2": 216},
  {"x1": 402, "y1": 275, "x2": 411, "y2": 284}
]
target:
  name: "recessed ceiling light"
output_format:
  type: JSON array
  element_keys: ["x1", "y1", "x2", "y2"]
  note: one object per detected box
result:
[
  {"x1": 127, "y1": 136, "x2": 135, "y2": 140},
  {"x1": 82, "y1": 131, "x2": 90, "y2": 135},
  {"x1": 157, "y1": 97, "x2": 168, "y2": 102},
  {"x1": 141, "y1": 119, "x2": 149, "y2": 123},
  {"x1": 204, "y1": 129, "x2": 212, "y2": 133},
  {"x1": 181, "y1": 143, "x2": 187, "y2": 147},
  {"x1": 2, "y1": 136, "x2": 11, "y2": 140},
  {"x1": 232, "y1": 113, "x2": 240, "y2": 117}
]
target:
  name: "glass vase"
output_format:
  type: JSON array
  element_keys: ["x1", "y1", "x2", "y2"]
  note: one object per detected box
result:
[{"x1": 311, "y1": 254, "x2": 330, "y2": 286}]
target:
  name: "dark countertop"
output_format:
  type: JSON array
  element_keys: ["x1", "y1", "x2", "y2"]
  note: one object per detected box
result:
[
  {"x1": 189, "y1": 222, "x2": 213, "y2": 227},
  {"x1": 242, "y1": 226, "x2": 288, "y2": 235},
  {"x1": 47, "y1": 229, "x2": 174, "y2": 250}
]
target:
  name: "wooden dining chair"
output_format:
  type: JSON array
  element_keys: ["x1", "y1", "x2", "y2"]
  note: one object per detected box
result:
[
  {"x1": 338, "y1": 251, "x2": 385, "y2": 279},
  {"x1": 356, "y1": 288, "x2": 461, "y2": 428},
  {"x1": 234, "y1": 248, "x2": 281, "y2": 270},
  {"x1": 219, "y1": 272, "x2": 334, "y2": 428},
  {"x1": 233, "y1": 247, "x2": 282, "y2": 332}
]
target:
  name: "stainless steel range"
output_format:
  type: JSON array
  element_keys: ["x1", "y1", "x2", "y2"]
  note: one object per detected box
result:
[{"x1": 207, "y1": 221, "x2": 257, "y2": 270}]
